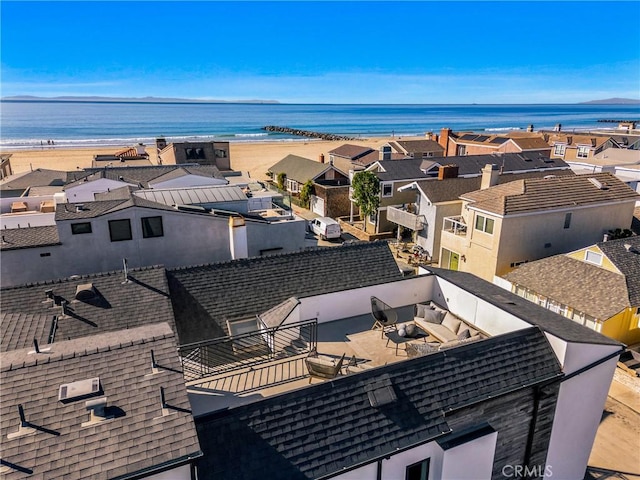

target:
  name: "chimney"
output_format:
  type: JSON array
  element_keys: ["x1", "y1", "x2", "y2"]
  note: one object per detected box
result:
[
  {"x1": 527, "y1": 124, "x2": 534, "y2": 132},
  {"x1": 319, "y1": 153, "x2": 325, "y2": 164},
  {"x1": 438, "y1": 164, "x2": 459, "y2": 180},
  {"x1": 481, "y1": 164, "x2": 500, "y2": 189},
  {"x1": 156, "y1": 137, "x2": 167, "y2": 151},
  {"x1": 229, "y1": 216, "x2": 248, "y2": 259},
  {"x1": 379, "y1": 145, "x2": 392, "y2": 161},
  {"x1": 554, "y1": 123, "x2": 562, "y2": 132},
  {"x1": 439, "y1": 128, "x2": 451, "y2": 156}
]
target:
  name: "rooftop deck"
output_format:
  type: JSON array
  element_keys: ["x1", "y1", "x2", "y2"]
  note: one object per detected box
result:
[{"x1": 186, "y1": 305, "x2": 443, "y2": 414}]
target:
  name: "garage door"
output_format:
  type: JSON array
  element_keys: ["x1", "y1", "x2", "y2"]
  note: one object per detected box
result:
[{"x1": 311, "y1": 195, "x2": 325, "y2": 216}]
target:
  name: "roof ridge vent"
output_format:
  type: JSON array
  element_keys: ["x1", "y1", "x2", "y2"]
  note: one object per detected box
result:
[
  {"x1": 75, "y1": 283, "x2": 97, "y2": 302},
  {"x1": 58, "y1": 377, "x2": 101, "y2": 402}
]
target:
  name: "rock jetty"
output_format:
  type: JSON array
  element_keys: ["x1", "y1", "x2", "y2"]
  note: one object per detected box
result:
[{"x1": 262, "y1": 126, "x2": 357, "y2": 141}]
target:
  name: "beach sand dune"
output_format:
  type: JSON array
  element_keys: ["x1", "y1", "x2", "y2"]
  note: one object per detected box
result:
[{"x1": 2, "y1": 136, "x2": 420, "y2": 181}]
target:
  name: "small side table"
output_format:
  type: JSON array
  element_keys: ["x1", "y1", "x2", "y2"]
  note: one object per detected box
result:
[{"x1": 385, "y1": 329, "x2": 428, "y2": 356}]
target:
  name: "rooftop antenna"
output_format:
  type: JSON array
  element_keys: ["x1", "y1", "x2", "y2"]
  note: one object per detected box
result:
[
  {"x1": 33, "y1": 338, "x2": 40, "y2": 354},
  {"x1": 122, "y1": 258, "x2": 129, "y2": 284},
  {"x1": 60, "y1": 300, "x2": 68, "y2": 318},
  {"x1": 150, "y1": 349, "x2": 159, "y2": 374},
  {"x1": 18, "y1": 404, "x2": 27, "y2": 428},
  {"x1": 159, "y1": 386, "x2": 167, "y2": 409}
]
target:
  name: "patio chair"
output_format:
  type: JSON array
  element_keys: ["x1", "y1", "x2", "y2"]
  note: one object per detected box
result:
[
  {"x1": 305, "y1": 351, "x2": 346, "y2": 383},
  {"x1": 370, "y1": 296, "x2": 399, "y2": 338}
]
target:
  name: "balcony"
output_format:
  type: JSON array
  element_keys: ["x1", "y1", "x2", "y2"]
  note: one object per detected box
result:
[
  {"x1": 443, "y1": 215, "x2": 468, "y2": 236},
  {"x1": 387, "y1": 205, "x2": 426, "y2": 231}
]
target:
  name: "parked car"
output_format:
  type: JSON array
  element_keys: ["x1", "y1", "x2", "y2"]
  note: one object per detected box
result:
[{"x1": 308, "y1": 217, "x2": 341, "y2": 240}]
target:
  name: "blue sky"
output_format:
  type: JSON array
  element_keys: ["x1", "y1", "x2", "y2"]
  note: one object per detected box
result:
[{"x1": 2, "y1": 1, "x2": 639, "y2": 103}]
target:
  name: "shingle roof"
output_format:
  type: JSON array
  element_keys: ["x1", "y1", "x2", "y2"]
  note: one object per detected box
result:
[
  {"x1": 194, "y1": 327, "x2": 562, "y2": 480},
  {"x1": 0, "y1": 225, "x2": 60, "y2": 251},
  {"x1": 503, "y1": 255, "x2": 629, "y2": 320},
  {"x1": 55, "y1": 195, "x2": 177, "y2": 221},
  {"x1": 0, "y1": 169, "x2": 68, "y2": 193},
  {"x1": 147, "y1": 166, "x2": 225, "y2": 185},
  {"x1": 420, "y1": 152, "x2": 568, "y2": 177},
  {"x1": 598, "y1": 235, "x2": 640, "y2": 307},
  {"x1": 461, "y1": 172, "x2": 639, "y2": 215},
  {"x1": 425, "y1": 266, "x2": 622, "y2": 346},
  {"x1": 509, "y1": 137, "x2": 553, "y2": 150},
  {"x1": 1, "y1": 312, "x2": 54, "y2": 352},
  {"x1": 394, "y1": 139, "x2": 444, "y2": 154},
  {"x1": 93, "y1": 185, "x2": 141, "y2": 201},
  {"x1": 413, "y1": 170, "x2": 575, "y2": 204},
  {"x1": 267, "y1": 155, "x2": 339, "y2": 182},
  {"x1": 0, "y1": 323, "x2": 201, "y2": 480},
  {"x1": 0, "y1": 265, "x2": 176, "y2": 346},
  {"x1": 371, "y1": 158, "x2": 429, "y2": 181},
  {"x1": 167, "y1": 242, "x2": 403, "y2": 344},
  {"x1": 65, "y1": 165, "x2": 224, "y2": 189},
  {"x1": 546, "y1": 133, "x2": 611, "y2": 148},
  {"x1": 328, "y1": 144, "x2": 374, "y2": 159}
]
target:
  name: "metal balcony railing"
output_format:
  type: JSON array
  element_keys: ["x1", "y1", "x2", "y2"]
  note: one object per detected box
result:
[
  {"x1": 178, "y1": 318, "x2": 317, "y2": 382},
  {"x1": 443, "y1": 216, "x2": 468, "y2": 236},
  {"x1": 387, "y1": 206, "x2": 426, "y2": 231}
]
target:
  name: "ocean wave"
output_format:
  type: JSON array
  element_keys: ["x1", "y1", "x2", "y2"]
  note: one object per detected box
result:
[
  {"x1": 234, "y1": 133, "x2": 269, "y2": 137},
  {"x1": 483, "y1": 127, "x2": 522, "y2": 132}
]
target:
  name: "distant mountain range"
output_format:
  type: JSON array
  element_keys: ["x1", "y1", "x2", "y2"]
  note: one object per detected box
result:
[
  {"x1": 0, "y1": 95, "x2": 280, "y2": 104},
  {"x1": 579, "y1": 98, "x2": 640, "y2": 105}
]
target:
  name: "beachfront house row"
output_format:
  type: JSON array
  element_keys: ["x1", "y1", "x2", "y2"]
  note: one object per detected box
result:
[
  {"x1": 438, "y1": 128, "x2": 552, "y2": 157},
  {"x1": 439, "y1": 171, "x2": 640, "y2": 283},
  {"x1": 156, "y1": 138, "x2": 231, "y2": 171},
  {"x1": 500, "y1": 235, "x2": 640, "y2": 346},
  {"x1": 0, "y1": 242, "x2": 624, "y2": 479},
  {"x1": 0, "y1": 191, "x2": 305, "y2": 287}
]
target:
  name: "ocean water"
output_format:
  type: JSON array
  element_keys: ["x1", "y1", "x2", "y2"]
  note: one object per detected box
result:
[{"x1": 1, "y1": 101, "x2": 638, "y2": 150}]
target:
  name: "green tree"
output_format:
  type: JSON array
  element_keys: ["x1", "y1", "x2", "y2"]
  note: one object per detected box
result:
[
  {"x1": 299, "y1": 180, "x2": 314, "y2": 208},
  {"x1": 351, "y1": 170, "x2": 380, "y2": 222},
  {"x1": 276, "y1": 172, "x2": 286, "y2": 190}
]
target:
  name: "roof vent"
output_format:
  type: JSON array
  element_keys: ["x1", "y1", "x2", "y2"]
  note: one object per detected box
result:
[
  {"x1": 82, "y1": 397, "x2": 114, "y2": 426},
  {"x1": 58, "y1": 377, "x2": 101, "y2": 402},
  {"x1": 364, "y1": 377, "x2": 397, "y2": 407},
  {"x1": 75, "y1": 283, "x2": 97, "y2": 302},
  {"x1": 588, "y1": 177, "x2": 607, "y2": 190},
  {"x1": 75, "y1": 204, "x2": 84, "y2": 213}
]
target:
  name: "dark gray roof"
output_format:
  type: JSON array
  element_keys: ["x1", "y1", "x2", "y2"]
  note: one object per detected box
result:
[
  {"x1": 0, "y1": 225, "x2": 60, "y2": 251},
  {"x1": 414, "y1": 169, "x2": 575, "y2": 203},
  {"x1": 65, "y1": 165, "x2": 224, "y2": 189},
  {"x1": 394, "y1": 139, "x2": 444, "y2": 154},
  {"x1": 194, "y1": 327, "x2": 561, "y2": 480},
  {"x1": 424, "y1": 267, "x2": 622, "y2": 346},
  {"x1": 1, "y1": 312, "x2": 54, "y2": 352},
  {"x1": 268, "y1": 155, "x2": 342, "y2": 182},
  {"x1": 598, "y1": 236, "x2": 640, "y2": 306},
  {"x1": 168, "y1": 242, "x2": 403, "y2": 344},
  {"x1": 55, "y1": 195, "x2": 177, "y2": 221},
  {"x1": 93, "y1": 185, "x2": 141, "y2": 201},
  {"x1": 0, "y1": 266, "x2": 176, "y2": 346},
  {"x1": 420, "y1": 152, "x2": 568, "y2": 177},
  {"x1": 0, "y1": 323, "x2": 201, "y2": 480},
  {"x1": 0, "y1": 169, "x2": 68, "y2": 195},
  {"x1": 371, "y1": 158, "x2": 429, "y2": 181}
]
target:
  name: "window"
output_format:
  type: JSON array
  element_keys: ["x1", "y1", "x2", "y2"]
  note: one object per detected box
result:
[
  {"x1": 553, "y1": 143, "x2": 566, "y2": 156},
  {"x1": 108, "y1": 219, "x2": 132, "y2": 242},
  {"x1": 185, "y1": 148, "x2": 206, "y2": 160},
  {"x1": 456, "y1": 145, "x2": 466, "y2": 156},
  {"x1": 71, "y1": 222, "x2": 92, "y2": 234},
  {"x1": 584, "y1": 250, "x2": 603, "y2": 265},
  {"x1": 286, "y1": 179, "x2": 299, "y2": 193},
  {"x1": 406, "y1": 459, "x2": 430, "y2": 480},
  {"x1": 577, "y1": 146, "x2": 590, "y2": 158},
  {"x1": 563, "y1": 212, "x2": 572, "y2": 229},
  {"x1": 141, "y1": 216, "x2": 164, "y2": 238},
  {"x1": 382, "y1": 182, "x2": 394, "y2": 197},
  {"x1": 214, "y1": 149, "x2": 227, "y2": 158},
  {"x1": 474, "y1": 215, "x2": 494, "y2": 234}
]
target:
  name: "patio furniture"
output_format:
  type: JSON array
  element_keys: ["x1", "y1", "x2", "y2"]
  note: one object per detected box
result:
[
  {"x1": 385, "y1": 326, "x2": 428, "y2": 356},
  {"x1": 370, "y1": 296, "x2": 399, "y2": 338},
  {"x1": 305, "y1": 351, "x2": 346, "y2": 383}
]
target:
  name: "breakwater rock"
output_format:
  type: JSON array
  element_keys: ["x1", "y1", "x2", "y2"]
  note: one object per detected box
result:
[{"x1": 262, "y1": 126, "x2": 357, "y2": 141}]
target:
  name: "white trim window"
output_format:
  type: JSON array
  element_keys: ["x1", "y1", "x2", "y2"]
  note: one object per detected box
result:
[
  {"x1": 381, "y1": 182, "x2": 394, "y2": 197},
  {"x1": 286, "y1": 179, "x2": 299, "y2": 193},
  {"x1": 577, "y1": 145, "x2": 590, "y2": 158},
  {"x1": 553, "y1": 143, "x2": 567, "y2": 156},
  {"x1": 584, "y1": 250, "x2": 603, "y2": 265}
]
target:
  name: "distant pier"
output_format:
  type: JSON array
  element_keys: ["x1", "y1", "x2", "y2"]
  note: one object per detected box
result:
[{"x1": 262, "y1": 126, "x2": 357, "y2": 141}]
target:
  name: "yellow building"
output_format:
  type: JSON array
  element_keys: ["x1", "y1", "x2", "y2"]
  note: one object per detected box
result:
[{"x1": 502, "y1": 236, "x2": 640, "y2": 345}]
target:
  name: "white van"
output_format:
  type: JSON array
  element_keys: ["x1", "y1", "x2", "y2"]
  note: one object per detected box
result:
[{"x1": 308, "y1": 217, "x2": 341, "y2": 240}]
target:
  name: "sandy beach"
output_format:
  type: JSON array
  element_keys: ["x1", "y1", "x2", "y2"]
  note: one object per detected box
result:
[{"x1": 2, "y1": 136, "x2": 421, "y2": 181}]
